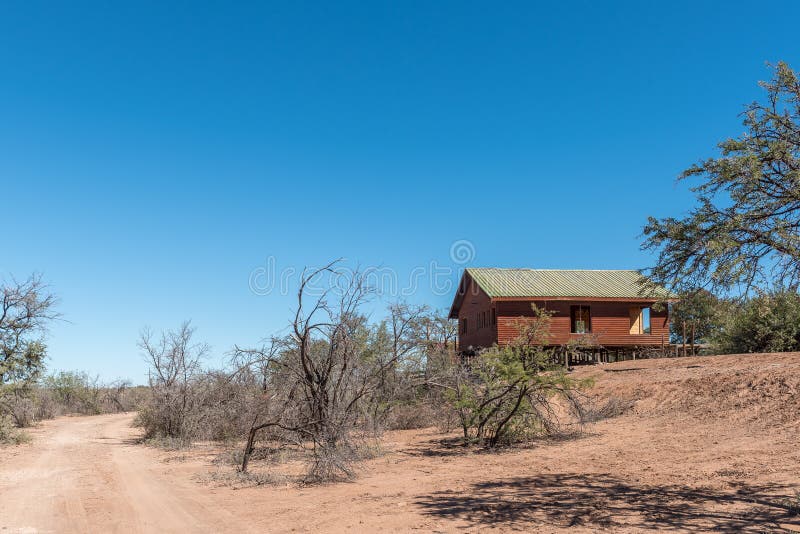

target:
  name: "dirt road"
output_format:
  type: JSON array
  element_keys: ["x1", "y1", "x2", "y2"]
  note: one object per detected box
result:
[{"x1": 0, "y1": 413, "x2": 251, "y2": 534}]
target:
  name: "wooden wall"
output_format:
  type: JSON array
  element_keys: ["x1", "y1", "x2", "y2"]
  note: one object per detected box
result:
[
  {"x1": 456, "y1": 277, "x2": 496, "y2": 351},
  {"x1": 495, "y1": 299, "x2": 669, "y2": 347}
]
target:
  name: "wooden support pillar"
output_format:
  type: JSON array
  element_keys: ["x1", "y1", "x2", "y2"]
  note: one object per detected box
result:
[
  {"x1": 690, "y1": 322, "x2": 696, "y2": 356},
  {"x1": 682, "y1": 321, "x2": 687, "y2": 358}
]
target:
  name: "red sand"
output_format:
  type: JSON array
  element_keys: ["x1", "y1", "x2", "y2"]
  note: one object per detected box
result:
[{"x1": 2, "y1": 352, "x2": 799, "y2": 532}]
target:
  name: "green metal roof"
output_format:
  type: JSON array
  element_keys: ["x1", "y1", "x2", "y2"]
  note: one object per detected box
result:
[{"x1": 465, "y1": 268, "x2": 674, "y2": 299}]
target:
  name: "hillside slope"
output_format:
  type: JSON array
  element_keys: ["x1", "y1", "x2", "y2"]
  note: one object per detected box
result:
[{"x1": 576, "y1": 352, "x2": 800, "y2": 427}]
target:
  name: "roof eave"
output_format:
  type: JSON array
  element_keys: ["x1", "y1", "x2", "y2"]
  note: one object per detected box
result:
[{"x1": 491, "y1": 295, "x2": 674, "y2": 302}]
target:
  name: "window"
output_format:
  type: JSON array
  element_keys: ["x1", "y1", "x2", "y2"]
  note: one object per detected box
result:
[
  {"x1": 461, "y1": 318, "x2": 468, "y2": 334},
  {"x1": 491, "y1": 308, "x2": 496, "y2": 327},
  {"x1": 570, "y1": 305, "x2": 591, "y2": 334},
  {"x1": 629, "y1": 307, "x2": 652, "y2": 334}
]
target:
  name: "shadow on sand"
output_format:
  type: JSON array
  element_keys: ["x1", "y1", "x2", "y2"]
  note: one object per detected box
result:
[
  {"x1": 402, "y1": 432, "x2": 594, "y2": 458},
  {"x1": 415, "y1": 472, "x2": 799, "y2": 532}
]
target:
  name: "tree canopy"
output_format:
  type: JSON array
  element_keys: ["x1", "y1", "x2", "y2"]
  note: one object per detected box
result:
[
  {"x1": 715, "y1": 290, "x2": 800, "y2": 354},
  {"x1": 643, "y1": 62, "x2": 800, "y2": 296},
  {"x1": 0, "y1": 274, "x2": 58, "y2": 426}
]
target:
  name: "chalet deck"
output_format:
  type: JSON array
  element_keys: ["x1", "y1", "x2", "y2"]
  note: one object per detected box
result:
[{"x1": 449, "y1": 268, "x2": 675, "y2": 357}]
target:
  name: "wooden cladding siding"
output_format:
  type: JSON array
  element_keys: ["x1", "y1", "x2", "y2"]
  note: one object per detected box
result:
[
  {"x1": 456, "y1": 277, "x2": 496, "y2": 351},
  {"x1": 495, "y1": 300, "x2": 669, "y2": 347}
]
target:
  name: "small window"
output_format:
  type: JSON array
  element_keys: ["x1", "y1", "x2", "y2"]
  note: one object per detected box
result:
[
  {"x1": 570, "y1": 305, "x2": 591, "y2": 334},
  {"x1": 491, "y1": 308, "x2": 496, "y2": 326},
  {"x1": 629, "y1": 307, "x2": 651, "y2": 334},
  {"x1": 462, "y1": 318, "x2": 468, "y2": 334}
]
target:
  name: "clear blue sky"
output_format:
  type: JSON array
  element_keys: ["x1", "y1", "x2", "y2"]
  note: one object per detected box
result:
[{"x1": 2, "y1": 1, "x2": 798, "y2": 382}]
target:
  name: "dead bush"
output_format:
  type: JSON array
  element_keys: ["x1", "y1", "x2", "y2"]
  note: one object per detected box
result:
[
  {"x1": 213, "y1": 447, "x2": 247, "y2": 466},
  {"x1": 235, "y1": 264, "x2": 429, "y2": 483},
  {"x1": 784, "y1": 492, "x2": 800, "y2": 516},
  {"x1": 136, "y1": 321, "x2": 208, "y2": 442},
  {"x1": 0, "y1": 415, "x2": 30, "y2": 445},
  {"x1": 579, "y1": 396, "x2": 636, "y2": 423},
  {"x1": 228, "y1": 263, "x2": 462, "y2": 484},
  {"x1": 137, "y1": 323, "x2": 263, "y2": 446},
  {"x1": 32, "y1": 388, "x2": 60, "y2": 420},
  {"x1": 200, "y1": 468, "x2": 288, "y2": 488},
  {"x1": 6, "y1": 396, "x2": 36, "y2": 428},
  {"x1": 385, "y1": 403, "x2": 435, "y2": 430}
]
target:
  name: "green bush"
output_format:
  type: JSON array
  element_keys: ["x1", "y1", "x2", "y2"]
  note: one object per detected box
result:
[
  {"x1": 41, "y1": 371, "x2": 103, "y2": 415},
  {"x1": 444, "y1": 306, "x2": 587, "y2": 447},
  {"x1": 715, "y1": 291, "x2": 800, "y2": 353}
]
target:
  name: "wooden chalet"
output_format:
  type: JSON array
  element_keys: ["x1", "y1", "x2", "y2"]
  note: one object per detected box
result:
[{"x1": 449, "y1": 268, "x2": 675, "y2": 358}]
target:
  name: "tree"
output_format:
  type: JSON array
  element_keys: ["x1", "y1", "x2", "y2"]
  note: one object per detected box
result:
[
  {"x1": 0, "y1": 274, "x2": 58, "y2": 427},
  {"x1": 366, "y1": 303, "x2": 427, "y2": 424},
  {"x1": 643, "y1": 62, "x2": 800, "y2": 296},
  {"x1": 670, "y1": 289, "x2": 722, "y2": 349},
  {"x1": 237, "y1": 261, "x2": 404, "y2": 481},
  {"x1": 714, "y1": 290, "x2": 800, "y2": 354}
]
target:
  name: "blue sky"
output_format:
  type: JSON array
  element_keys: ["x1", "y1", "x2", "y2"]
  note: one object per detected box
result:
[{"x1": 2, "y1": 1, "x2": 799, "y2": 382}]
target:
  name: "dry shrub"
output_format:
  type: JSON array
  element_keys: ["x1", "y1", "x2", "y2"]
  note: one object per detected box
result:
[
  {"x1": 135, "y1": 369, "x2": 263, "y2": 447},
  {"x1": 0, "y1": 415, "x2": 30, "y2": 445},
  {"x1": 200, "y1": 468, "x2": 289, "y2": 488},
  {"x1": 236, "y1": 270, "x2": 460, "y2": 484},
  {"x1": 135, "y1": 264, "x2": 463, "y2": 484},
  {"x1": 4, "y1": 374, "x2": 146, "y2": 431},
  {"x1": 432, "y1": 401, "x2": 460, "y2": 433},
  {"x1": 32, "y1": 389, "x2": 60, "y2": 421},
  {"x1": 136, "y1": 322, "x2": 259, "y2": 444},
  {"x1": 580, "y1": 396, "x2": 636, "y2": 423},
  {"x1": 138, "y1": 434, "x2": 195, "y2": 450},
  {"x1": 213, "y1": 444, "x2": 294, "y2": 467},
  {"x1": 385, "y1": 403, "x2": 435, "y2": 430},
  {"x1": 784, "y1": 492, "x2": 800, "y2": 516},
  {"x1": 213, "y1": 447, "x2": 247, "y2": 466},
  {"x1": 7, "y1": 397, "x2": 36, "y2": 428}
]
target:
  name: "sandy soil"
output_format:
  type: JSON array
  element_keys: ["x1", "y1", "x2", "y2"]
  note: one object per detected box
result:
[{"x1": 2, "y1": 352, "x2": 800, "y2": 533}]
